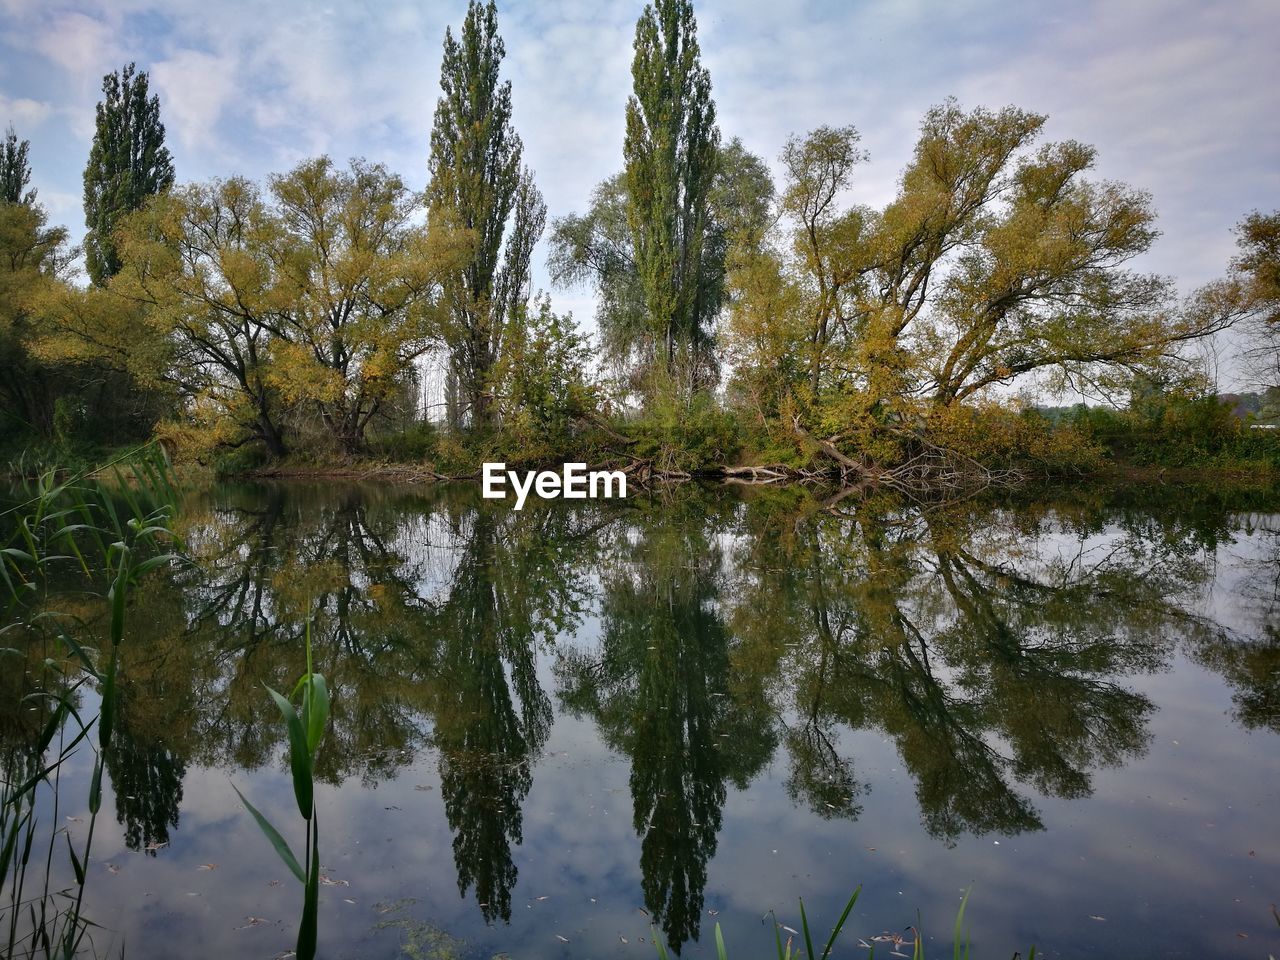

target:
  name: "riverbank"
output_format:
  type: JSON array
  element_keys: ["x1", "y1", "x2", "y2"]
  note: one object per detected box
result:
[{"x1": 234, "y1": 454, "x2": 1277, "y2": 491}]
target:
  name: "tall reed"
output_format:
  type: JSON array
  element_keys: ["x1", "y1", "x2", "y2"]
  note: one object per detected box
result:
[
  {"x1": 233, "y1": 619, "x2": 329, "y2": 960},
  {"x1": 1, "y1": 443, "x2": 180, "y2": 959}
]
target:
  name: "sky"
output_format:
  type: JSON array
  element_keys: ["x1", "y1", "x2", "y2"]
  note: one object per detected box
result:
[{"x1": 2, "y1": 0, "x2": 1277, "y2": 386}]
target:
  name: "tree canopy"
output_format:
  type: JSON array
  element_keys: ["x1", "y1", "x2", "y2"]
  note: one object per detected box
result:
[
  {"x1": 427, "y1": 0, "x2": 545, "y2": 430},
  {"x1": 111, "y1": 158, "x2": 467, "y2": 456},
  {"x1": 83, "y1": 62, "x2": 175, "y2": 287}
]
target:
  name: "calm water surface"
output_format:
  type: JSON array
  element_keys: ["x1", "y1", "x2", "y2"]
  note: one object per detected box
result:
[{"x1": 5, "y1": 481, "x2": 1279, "y2": 958}]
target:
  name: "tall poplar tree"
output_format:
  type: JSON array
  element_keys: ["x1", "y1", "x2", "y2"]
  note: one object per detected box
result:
[
  {"x1": 427, "y1": 0, "x2": 545, "y2": 430},
  {"x1": 624, "y1": 0, "x2": 720, "y2": 394},
  {"x1": 82, "y1": 62, "x2": 174, "y2": 286},
  {"x1": 1, "y1": 125, "x2": 36, "y2": 205}
]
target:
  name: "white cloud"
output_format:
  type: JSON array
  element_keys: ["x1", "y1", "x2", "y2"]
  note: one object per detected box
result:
[
  {"x1": 32, "y1": 10, "x2": 124, "y2": 81},
  {"x1": 150, "y1": 49, "x2": 237, "y2": 152},
  {"x1": 4, "y1": 0, "x2": 1276, "y2": 380},
  {"x1": 0, "y1": 93, "x2": 51, "y2": 126}
]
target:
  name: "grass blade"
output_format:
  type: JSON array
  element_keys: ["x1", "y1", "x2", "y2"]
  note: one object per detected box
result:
[
  {"x1": 819, "y1": 885, "x2": 861, "y2": 959},
  {"x1": 267, "y1": 686, "x2": 314, "y2": 820},
  {"x1": 230, "y1": 783, "x2": 305, "y2": 883},
  {"x1": 953, "y1": 888, "x2": 971, "y2": 960}
]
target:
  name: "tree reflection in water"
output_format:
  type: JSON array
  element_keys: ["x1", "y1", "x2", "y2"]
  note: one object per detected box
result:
[
  {"x1": 7, "y1": 480, "x2": 1277, "y2": 952},
  {"x1": 557, "y1": 494, "x2": 776, "y2": 950}
]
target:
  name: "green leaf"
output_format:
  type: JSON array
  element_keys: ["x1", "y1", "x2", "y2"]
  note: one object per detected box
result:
[
  {"x1": 297, "y1": 817, "x2": 320, "y2": 960},
  {"x1": 66, "y1": 834, "x2": 85, "y2": 886},
  {"x1": 304, "y1": 674, "x2": 329, "y2": 756},
  {"x1": 89, "y1": 760, "x2": 103, "y2": 815},
  {"x1": 953, "y1": 887, "x2": 971, "y2": 960},
  {"x1": 267, "y1": 685, "x2": 313, "y2": 820},
  {"x1": 819, "y1": 886, "x2": 861, "y2": 960},
  {"x1": 799, "y1": 897, "x2": 816, "y2": 960},
  {"x1": 231, "y1": 782, "x2": 305, "y2": 883}
]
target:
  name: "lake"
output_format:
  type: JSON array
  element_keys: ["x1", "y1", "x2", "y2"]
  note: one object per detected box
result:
[{"x1": 4, "y1": 480, "x2": 1278, "y2": 958}]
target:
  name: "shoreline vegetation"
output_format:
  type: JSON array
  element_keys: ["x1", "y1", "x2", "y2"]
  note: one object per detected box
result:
[{"x1": 1, "y1": 0, "x2": 1277, "y2": 491}]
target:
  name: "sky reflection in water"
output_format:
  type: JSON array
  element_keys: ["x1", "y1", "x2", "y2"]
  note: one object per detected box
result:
[{"x1": 7, "y1": 481, "x2": 1279, "y2": 958}]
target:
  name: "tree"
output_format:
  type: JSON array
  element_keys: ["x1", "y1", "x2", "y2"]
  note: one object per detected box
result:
[
  {"x1": 727, "y1": 124, "x2": 875, "y2": 409},
  {"x1": 726, "y1": 101, "x2": 1246, "y2": 461},
  {"x1": 0, "y1": 186, "x2": 171, "y2": 443},
  {"x1": 491, "y1": 298, "x2": 600, "y2": 456},
  {"x1": 623, "y1": 0, "x2": 720, "y2": 397},
  {"x1": 0, "y1": 200, "x2": 73, "y2": 435},
  {"x1": 1, "y1": 125, "x2": 36, "y2": 205},
  {"x1": 83, "y1": 62, "x2": 175, "y2": 286},
  {"x1": 551, "y1": 138, "x2": 772, "y2": 393},
  {"x1": 266, "y1": 157, "x2": 466, "y2": 454},
  {"x1": 1229, "y1": 211, "x2": 1280, "y2": 390},
  {"x1": 426, "y1": 0, "x2": 544, "y2": 430},
  {"x1": 112, "y1": 158, "x2": 465, "y2": 457},
  {"x1": 1233, "y1": 211, "x2": 1280, "y2": 323}
]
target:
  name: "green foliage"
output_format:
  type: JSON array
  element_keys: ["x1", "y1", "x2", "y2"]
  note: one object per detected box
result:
[
  {"x1": 2, "y1": 28, "x2": 1272, "y2": 483},
  {"x1": 234, "y1": 621, "x2": 329, "y2": 960},
  {"x1": 626, "y1": 390, "x2": 741, "y2": 473},
  {"x1": 492, "y1": 300, "x2": 599, "y2": 459},
  {"x1": 0, "y1": 125, "x2": 36, "y2": 205},
  {"x1": 82, "y1": 62, "x2": 174, "y2": 286},
  {"x1": 427, "y1": 0, "x2": 545, "y2": 430},
  {"x1": 925, "y1": 403, "x2": 1105, "y2": 474},
  {"x1": 0, "y1": 200, "x2": 72, "y2": 437},
  {"x1": 624, "y1": 0, "x2": 720, "y2": 395},
  {"x1": 1, "y1": 443, "x2": 180, "y2": 959},
  {"x1": 1067, "y1": 389, "x2": 1280, "y2": 470},
  {"x1": 368, "y1": 420, "x2": 439, "y2": 463},
  {"x1": 553, "y1": 139, "x2": 773, "y2": 398}
]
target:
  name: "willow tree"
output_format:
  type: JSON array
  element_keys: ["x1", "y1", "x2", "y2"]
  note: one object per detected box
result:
[
  {"x1": 83, "y1": 63, "x2": 175, "y2": 286},
  {"x1": 113, "y1": 159, "x2": 464, "y2": 457},
  {"x1": 1, "y1": 126, "x2": 36, "y2": 205},
  {"x1": 623, "y1": 0, "x2": 720, "y2": 398},
  {"x1": 427, "y1": 0, "x2": 545, "y2": 430},
  {"x1": 728, "y1": 100, "x2": 1244, "y2": 459}
]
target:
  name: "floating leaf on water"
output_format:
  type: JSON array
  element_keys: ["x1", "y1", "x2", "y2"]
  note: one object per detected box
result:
[
  {"x1": 145, "y1": 841, "x2": 167, "y2": 851},
  {"x1": 319, "y1": 874, "x2": 350, "y2": 886}
]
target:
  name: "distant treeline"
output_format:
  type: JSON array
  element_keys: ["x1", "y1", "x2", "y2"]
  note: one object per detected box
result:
[{"x1": 2, "y1": 0, "x2": 1278, "y2": 481}]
